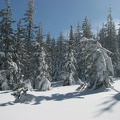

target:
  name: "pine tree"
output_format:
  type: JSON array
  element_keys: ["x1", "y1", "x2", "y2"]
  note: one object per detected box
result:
[
  {"x1": 0, "y1": 0, "x2": 18, "y2": 90},
  {"x1": 13, "y1": 19, "x2": 25, "y2": 83},
  {"x1": 99, "y1": 23, "x2": 107, "y2": 47},
  {"x1": 82, "y1": 16, "x2": 93, "y2": 39},
  {"x1": 45, "y1": 33, "x2": 52, "y2": 78},
  {"x1": 62, "y1": 26, "x2": 77, "y2": 86},
  {"x1": 34, "y1": 46, "x2": 51, "y2": 91},
  {"x1": 51, "y1": 37, "x2": 56, "y2": 80},
  {"x1": 105, "y1": 6, "x2": 117, "y2": 55},
  {"x1": 74, "y1": 22, "x2": 83, "y2": 79},
  {"x1": 115, "y1": 25, "x2": 120, "y2": 76},
  {"x1": 62, "y1": 49, "x2": 77, "y2": 86},
  {"x1": 77, "y1": 38, "x2": 114, "y2": 91},
  {"x1": 21, "y1": 0, "x2": 38, "y2": 85},
  {"x1": 36, "y1": 24, "x2": 44, "y2": 46},
  {"x1": 118, "y1": 27, "x2": 120, "y2": 53},
  {"x1": 54, "y1": 32, "x2": 65, "y2": 81},
  {"x1": 74, "y1": 22, "x2": 82, "y2": 44},
  {"x1": 99, "y1": 7, "x2": 118, "y2": 76}
]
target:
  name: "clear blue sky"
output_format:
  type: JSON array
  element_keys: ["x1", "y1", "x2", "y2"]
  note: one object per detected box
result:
[{"x1": 0, "y1": 0, "x2": 120, "y2": 37}]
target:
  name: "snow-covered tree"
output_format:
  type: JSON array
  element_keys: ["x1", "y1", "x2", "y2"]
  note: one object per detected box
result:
[
  {"x1": 51, "y1": 37, "x2": 56, "y2": 80},
  {"x1": 0, "y1": 0, "x2": 18, "y2": 90},
  {"x1": 34, "y1": 46, "x2": 51, "y2": 91},
  {"x1": 53, "y1": 33, "x2": 65, "y2": 81},
  {"x1": 45, "y1": 33, "x2": 52, "y2": 78},
  {"x1": 62, "y1": 49, "x2": 77, "y2": 86},
  {"x1": 82, "y1": 16, "x2": 93, "y2": 39},
  {"x1": 21, "y1": 0, "x2": 38, "y2": 87},
  {"x1": 62, "y1": 27, "x2": 78, "y2": 86},
  {"x1": 99, "y1": 6, "x2": 118, "y2": 76},
  {"x1": 77, "y1": 37, "x2": 114, "y2": 91}
]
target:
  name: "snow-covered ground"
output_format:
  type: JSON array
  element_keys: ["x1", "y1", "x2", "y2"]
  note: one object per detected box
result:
[{"x1": 0, "y1": 80, "x2": 120, "y2": 120}]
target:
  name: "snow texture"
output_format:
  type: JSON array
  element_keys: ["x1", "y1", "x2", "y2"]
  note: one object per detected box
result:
[{"x1": 0, "y1": 79, "x2": 120, "y2": 120}]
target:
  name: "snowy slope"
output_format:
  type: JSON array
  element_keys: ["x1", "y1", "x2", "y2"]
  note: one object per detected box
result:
[{"x1": 0, "y1": 80, "x2": 120, "y2": 120}]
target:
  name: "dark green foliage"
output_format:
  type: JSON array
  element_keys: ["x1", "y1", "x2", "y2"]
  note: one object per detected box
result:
[{"x1": 82, "y1": 16, "x2": 93, "y2": 39}]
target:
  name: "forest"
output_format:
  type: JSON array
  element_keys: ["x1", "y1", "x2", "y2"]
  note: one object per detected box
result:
[{"x1": 0, "y1": 0, "x2": 120, "y2": 92}]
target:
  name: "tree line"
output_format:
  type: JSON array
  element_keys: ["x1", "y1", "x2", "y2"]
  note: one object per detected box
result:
[{"x1": 0, "y1": 0, "x2": 120, "y2": 90}]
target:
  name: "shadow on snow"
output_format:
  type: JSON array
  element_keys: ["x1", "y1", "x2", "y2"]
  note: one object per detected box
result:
[
  {"x1": 94, "y1": 92, "x2": 120, "y2": 117},
  {"x1": 0, "y1": 91, "x2": 84, "y2": 107}
]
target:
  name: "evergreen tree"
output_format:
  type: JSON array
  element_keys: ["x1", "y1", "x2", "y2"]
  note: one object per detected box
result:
[
  {"x1": 14, "y1": 19, "x2": 25, "y2": 83},
  {"x1": 82, "y1": 16, "x2": 93, "y2": 38},
  {"x1": 99, "y1": 23, "x2": 107, "y2": 47},
  {"x1": 36, "y1": 24, "x2": 44, "y2": 46},
  {"x1": 62, "y1": 49, "x2": 77, "y2": 86},
  {"x1": 45, "y1": 32, "x2": 52, "y2": 78},
  {"x1": 34, "y1": 46, "x2": 51, "y2": 91},
  {"x1": 0, "y1": 0, "x2": 18, "y2": 90},
  {"x1": 99, "y1": 7, "x2": 118, "y2": 76},
  {"x1": 105, "y1": 6, "x2": 117, "y2": 54},
  {"x1": 62, "y1": 26, "x2": 77, "y2": 86},
  {"x1": 69, "y1": 26, "x2": 74, "y2": 50},
  {"x1": 115, "y1": 25, "x2": 120, "y2": 76},
  {"x1": 54, "y1": 32, "x2": 65, "y2": 81},
  {"x1": 21, "y1": 0, "x2": 38, "y2": 85},
  {"x1": 74, "y1": 22, "x2": 82, "y2": 44},
  {"x1": 74, "y1": 22, "x2": 83, "y2": 79},
  {"x1": 118, "y1": 27, "x2": 120, "y2": 53},
  {"x1": 77, "y1": 38, "x2": 114, "y2": 91},
  {"x1": 51, "y1": 37, "x2": 56, "y2": 80}
]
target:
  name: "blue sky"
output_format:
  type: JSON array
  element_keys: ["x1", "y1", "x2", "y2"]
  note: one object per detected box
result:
[{"x1": 0, "y1": 0, "x2": 120, "y2": 37}]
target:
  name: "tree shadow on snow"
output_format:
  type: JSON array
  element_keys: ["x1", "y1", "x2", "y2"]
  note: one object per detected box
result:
[
  {"x1": 33, "y1": 91, "x2": 84, "y2": 105},
  {"x1": 32, "y1": 87, "x2": 111, "y2": 105},
  {"x1": 0, "y1": 92, "x2": 84, "y2": 106},
  {"x1": 94, "y1": 92, "x2": 120, "y2": 117},
  {"x1": 0, "y1": 94, "x2": 36, "y2": 107},
  {"x1": 78, "y1": 86, "x2": 111, "y2": 96}
]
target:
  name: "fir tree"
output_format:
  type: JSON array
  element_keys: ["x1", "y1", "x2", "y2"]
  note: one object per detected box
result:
[
  {"x1": 82, "y1": 16, "x2": 93, "y2": 39},
  {"x1": 21, "y1": 0, "x2": 38, "y2": 85},
  {"x1": 0, "y1": 0, "x2": 17, "y2": 90},
  {"x1": 36, "y1": 24, "x2": 44, "y2": 46},
  {"x1": 51, "y1": 37, "x2": 56, "y2": 80},
  {"x1": 34, "y1": 46, "x2": 51, "y2": 91},
  {"x1": 77, "y1": 38, "x2": 114, "y2": 91},
  {"x1": 105, "y1": 6, "x2": 117, "y2": 55},
  {"x1": 62, "y1": 27, "x2": 77, "y2": 86},
  {"x1": 45, "y1": 33, "x2": 52, "y2": 78},
  {"x1": 74, "y1": 22, "x2": 83, "y2": 79},
  {"x1": 99, "y1": 23, "x2": 107, "y2": 47},
  {"x1": 54, "y1": 32, "x2": 65, "y2": 81}
]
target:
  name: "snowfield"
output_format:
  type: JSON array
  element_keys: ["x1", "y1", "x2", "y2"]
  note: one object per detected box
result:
[{"x1": 0, "y1": 80, "x2": 120, "y2": 120}]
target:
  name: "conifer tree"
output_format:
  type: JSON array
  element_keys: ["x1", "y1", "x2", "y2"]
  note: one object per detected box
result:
[
  {"x1": 0, "y1": 0, "x2": 18, "y2": 90},
  {"x1": 82, "y1": 16, "x2": 93, "y2": 39},
  {"x1": 51, "y1": 37, "x2": 56, "y2": 80},
  {"x1": 62, "y1": 26, "x2": 77, "y2": 86},
  {"x1": 77, "y1": 38, "x2": 114, "y2": 91},
  {"x1": 105, "y1": 6, "x2": 117, "y2": 55},
  {"x1": 99, "y1": 23, "x2": 107, "y2": 47},
  {"x1": 99, "y1": 7, "x2": 118, "y2": 76},
  {"x1": 45, "y1": 33, "x2": 52, "y2": 77},
  {"x1": 36, "y1": 24, "x2": 44, "y2": 46},
  {"x1": 74, "y1": 22, "x2": 83, "y2": 79},
  {"x1": 53, "y1": 32, "x2": 65, "y2": 81},
  {"x1": 21, "y1": 0, "x2": 38, "y2": 84},
  {"x1": 34, "y1": 46, "x2": 51, "y2": 90}
]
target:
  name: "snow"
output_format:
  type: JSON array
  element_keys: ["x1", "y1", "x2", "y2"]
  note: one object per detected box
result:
[{"x1": 0, "y1": 80, "x2": 120, "y2": 120}]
